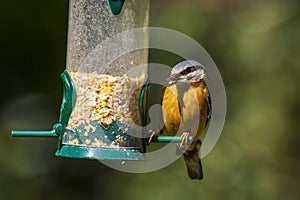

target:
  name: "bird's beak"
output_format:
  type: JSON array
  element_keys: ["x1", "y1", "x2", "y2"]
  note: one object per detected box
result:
[{"x1": 163, "y1": 76, "x2": 182, "y2": 87}]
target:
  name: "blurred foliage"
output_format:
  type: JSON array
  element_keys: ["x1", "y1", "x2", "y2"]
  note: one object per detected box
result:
[{"x1": 1, "y1": 0, "x2": 300, "y2": 199}]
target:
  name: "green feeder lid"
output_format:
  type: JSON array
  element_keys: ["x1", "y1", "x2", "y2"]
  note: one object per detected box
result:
[{"x1": 108, "y1": 0, "x2": 125, "y2": 15}]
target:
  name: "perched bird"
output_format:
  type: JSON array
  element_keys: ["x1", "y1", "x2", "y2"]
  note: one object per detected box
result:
[{"x1": 159, "y1": 60, "x2": 211, "y2": 180}]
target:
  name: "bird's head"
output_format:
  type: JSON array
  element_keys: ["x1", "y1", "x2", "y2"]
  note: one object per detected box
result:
[{"x1": 164, "y1": 60, "x2": 207, "y2": 87}]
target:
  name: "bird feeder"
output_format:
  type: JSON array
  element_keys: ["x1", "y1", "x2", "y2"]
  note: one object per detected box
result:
[{"x1": 12, "y1": 0, "x2": 150, "y2": 160}]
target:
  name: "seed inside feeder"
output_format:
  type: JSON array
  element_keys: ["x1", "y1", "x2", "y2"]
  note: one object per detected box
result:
[{"x1": 63, "y1": 71, "x2": 145, "y2": 148}]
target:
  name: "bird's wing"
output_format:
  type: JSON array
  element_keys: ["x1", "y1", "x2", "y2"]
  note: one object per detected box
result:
[{"x1": 205, "y1": 91, "x2": 212, "y2": 128}]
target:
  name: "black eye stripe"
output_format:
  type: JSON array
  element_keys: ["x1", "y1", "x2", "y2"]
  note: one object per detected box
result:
[{"x1": 180, "y1": 66, "x2": 197, "y2": 75}]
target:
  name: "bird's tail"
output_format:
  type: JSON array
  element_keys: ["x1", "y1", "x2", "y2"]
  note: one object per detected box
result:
[{"x1": 183, "y1": 139, "x2": 203, "y2": 180}]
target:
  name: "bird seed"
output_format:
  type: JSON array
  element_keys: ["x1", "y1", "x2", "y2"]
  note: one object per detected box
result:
[{"x1": 63, "y1": 71, "x2": 145, "y2": 148}]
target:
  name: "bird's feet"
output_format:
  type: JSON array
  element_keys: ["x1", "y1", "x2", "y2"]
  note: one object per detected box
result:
[
  {"x1": 147, "y1": 129, "x2": 159, "y2": 144},
  {"x1": 179, "y1": 132, "x2": 190, "y2": 150},
  {"x1": 175, "y1": 132, "x2": 191, "y2": 155}
]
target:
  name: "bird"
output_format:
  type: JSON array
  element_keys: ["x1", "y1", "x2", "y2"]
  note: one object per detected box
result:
[{"x1": 154, "y1": 60, "x2": 211, "y2": 180}]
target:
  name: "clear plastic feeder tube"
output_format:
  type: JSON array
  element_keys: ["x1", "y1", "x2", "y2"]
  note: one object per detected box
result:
[{"x1": 63, "y1": 0, "x2": 150, "y2": 149}]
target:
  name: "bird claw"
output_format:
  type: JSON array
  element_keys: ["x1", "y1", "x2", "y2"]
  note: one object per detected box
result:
[
  {"x1": 147, "y1": 129, "x2": 158, "y2": 143},
  {"x1": 179, "y1": 132, "x2": 190, "y2": 150}
]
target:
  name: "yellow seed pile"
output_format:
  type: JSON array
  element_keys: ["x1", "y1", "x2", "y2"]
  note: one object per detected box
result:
[
  {"x1": 95, "y1": 75, "x2": 117, "y2": 127},
  {"x1": 66, "y1": 71, "x2": 145, "y2": 135}
]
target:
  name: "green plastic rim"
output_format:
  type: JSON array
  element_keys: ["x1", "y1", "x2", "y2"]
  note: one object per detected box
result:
[{"x1": 56, "y1": 145, "x2": 144, "y2": 160}]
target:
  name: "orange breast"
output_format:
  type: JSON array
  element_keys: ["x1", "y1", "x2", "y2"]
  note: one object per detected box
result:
[
  {"x1": 161, "y1": 85, "x2": 181, "y2": 135},
  {"x1": 161, "y1": 82, "x2": 209, "y2": 142}
]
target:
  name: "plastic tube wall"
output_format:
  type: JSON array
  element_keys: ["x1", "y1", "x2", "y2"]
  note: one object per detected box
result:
[{"x1": 63, "y1": 0, "x2": 150, "y2": 150}]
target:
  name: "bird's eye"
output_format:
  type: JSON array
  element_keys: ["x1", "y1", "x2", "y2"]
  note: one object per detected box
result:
[{"x1": 180, "y1": 66, "x2": 197, "y2": 76}]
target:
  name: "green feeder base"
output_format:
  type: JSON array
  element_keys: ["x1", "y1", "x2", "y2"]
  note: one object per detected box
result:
[
  {"x1": 61, "y1": 120, "x2": 145, "y2": 160},
  {"x1": 56, "y1": 145, "x2": 144, "y2": 160}
]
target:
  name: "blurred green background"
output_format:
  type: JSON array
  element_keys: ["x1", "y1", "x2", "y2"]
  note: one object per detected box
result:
[{"x1": 1, "y1": 0, "x2": 300, "y2": 199}]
